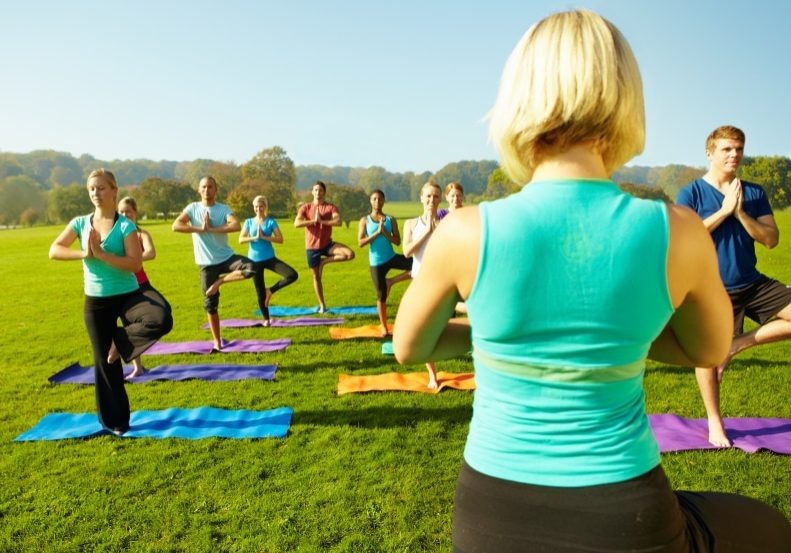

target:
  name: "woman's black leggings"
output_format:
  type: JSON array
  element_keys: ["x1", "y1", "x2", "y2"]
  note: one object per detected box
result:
[
  {"x1": 252, "y1": 257, "x2": 298, "y2": 319},
  {"x1": 83, "y1": 289, "x2": 173, "y2": 431},
  {"x1": 453, "y1": 461, "x2": 791, "y2": 552}
]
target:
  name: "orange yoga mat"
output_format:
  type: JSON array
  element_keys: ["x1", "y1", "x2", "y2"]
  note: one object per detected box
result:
[
  {"x1": 337, "y1": 371, "x2": 476, "y2": 395},
  {"x1": 329, "y1": 324, "x2": 392, "y2": 340}
]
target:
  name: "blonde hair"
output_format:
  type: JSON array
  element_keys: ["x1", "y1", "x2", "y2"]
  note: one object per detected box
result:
[
  {"x1": 488, "y1": 10, "x2": 645, "y2": 184},
  {"x1": 87, "y1": 168, "x2": 118, "y2": 189},
  {"x1": 252, "y1": 195, "x2": 269, "y2": 216},
  {"x1": 118, "y1": 196, "x2": 137, "y2": 211},
  {"x1": 706, "y1": 125, "x2": 745, "y2": 153},
  {"x1": 420, "y1": 181, "x2": 441, "y2": 197}
]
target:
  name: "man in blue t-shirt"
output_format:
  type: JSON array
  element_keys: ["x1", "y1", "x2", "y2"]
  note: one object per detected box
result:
[
  {"x1": 677, "y1": 125, "x2": 791, "y2": 447},
  {"x1": 172, "y1": 176, "x2": 255, "y2": 351}
]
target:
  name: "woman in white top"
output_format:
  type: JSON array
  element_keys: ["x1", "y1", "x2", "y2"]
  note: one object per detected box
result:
[{"x1": 402, "y1": 182, "x2": 442, "y2": 388}]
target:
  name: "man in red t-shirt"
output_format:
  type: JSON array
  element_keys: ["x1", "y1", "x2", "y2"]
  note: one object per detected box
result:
[{"x1": 294, "y1": 181, "x2": 355, "y2": 312}]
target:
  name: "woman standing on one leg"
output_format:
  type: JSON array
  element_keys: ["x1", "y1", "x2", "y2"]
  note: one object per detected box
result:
[
  {"x1": 117, "y1": 196, "x2": 172, "y2": 378},
  {"x1": 49, "y1": 169, "x2": 173, "y2": 434},
  {"x1": 358, "y1": 189, "x2": 412, "y2": 336},
  {"x1": 402, "y1": 182, "x2": 442, "y2": 389},
  {"x1": 239, "y1": 195, "x2": 298, "y2": 326}
]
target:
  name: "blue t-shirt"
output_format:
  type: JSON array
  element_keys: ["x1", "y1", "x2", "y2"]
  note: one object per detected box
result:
[
  {"x1": 70, "y1": 214, "x2": 140, "y2": 297},
  {"x1": 183, "y1": 202, "x2": 236, "y2": 267},
  {"x1": 243, "y1": 217, "x2": 278, "y2": 262},
  {"x1": 676, "y1": 178, "x2": 772, "y2": 290},
  {"x1": 366, "y1": 215, "x2": 396, "y2": 266},
  {"x1": 464, "y1": 180, "x2": 672, "y2": 487}
]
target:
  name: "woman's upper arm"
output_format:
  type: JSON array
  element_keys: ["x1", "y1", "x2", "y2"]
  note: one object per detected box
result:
[
  {"x1": 141, "y1": 230, "x2": 156, "y2": 260},
  {"x1": 49, "y1": 225, "x2": 79, "y2": 259},
  {"x1": 665, "y1": 204, "x2": 732, "y2": 366}
]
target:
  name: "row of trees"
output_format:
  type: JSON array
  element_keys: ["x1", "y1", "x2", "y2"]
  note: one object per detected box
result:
[{"x1": 3, "y1": 146, "x2": 790, "y2": 226}]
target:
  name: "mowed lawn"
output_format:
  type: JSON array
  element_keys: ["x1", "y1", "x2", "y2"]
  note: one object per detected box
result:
[{"x1": 0, "y1": 202, "x2": 789, "y2": 552}]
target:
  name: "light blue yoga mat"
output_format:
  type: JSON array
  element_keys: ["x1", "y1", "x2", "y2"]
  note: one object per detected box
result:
[
  {"x1": 15, "y1": 407, "x2": 293, "y2": 441},
  {"x1": 382, "y1": 341, "x2": 394, "y2": 355},
  {"x1": 255, "y1": 305, "x2": 378, "y2": 316}
]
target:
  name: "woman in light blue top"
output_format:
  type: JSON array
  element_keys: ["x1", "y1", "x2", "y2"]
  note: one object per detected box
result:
[
  {"x1": 357, "y1": 189, "x2": 411, "y2": 336},
  {"x1": 49, "y1": 169, "x2": 172, "y2": 435},
  {"x1": 394, "y1": 9, "x2": 791, "y2": 552},
  {"x1": 239, "y1": 195, "x2": 297, "y2": 326}
]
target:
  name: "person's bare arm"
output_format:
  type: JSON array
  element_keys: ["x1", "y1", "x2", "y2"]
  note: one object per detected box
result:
[
  {"x1": 172, "y1": 211, "x2": 196, "y2": 233},
  {"x1": 394, "y1": 209, "x2": 480, "y2": 363},
  {"x1": 49, "y1": 225, "x2": 86, "y2": 261},
  {"x1": 648, "y1": 205, "x2": 732, "y2": 367},
  {"x1": 139, "y1": 229, "x2": 156, "y2": 261},
  {"x1": 358, "y1": 216, "x2": 377, "y2": 247}
]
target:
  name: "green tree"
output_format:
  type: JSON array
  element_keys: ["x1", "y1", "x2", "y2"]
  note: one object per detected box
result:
[
  {"x1": 47, "y1": 184, "x2": 93, "y2": 224},
  {"x1": 617, "y1": 182, "x2": 671, "y2": 202},
  {"x1": 326, "y1": 184, "x2": 369, "y2": 228},
  {"x1": 741, "y1": 156, "x2": 791, "y2": 209},
  {"x1": 0, "y1": 175, "x2": 45, "y2": 225},
  {"x1": 136, "y1": 177, "x2": 196, "y2": 217},
  {"x1": 226, "y1": 178, "x2": 296, "y2": 220},
  {"x1": 483, "y1": 168, "x2": 520, "y2": 199},
  {"x1": 241, "y1": 146, "x2": 296, "y2": 190}
]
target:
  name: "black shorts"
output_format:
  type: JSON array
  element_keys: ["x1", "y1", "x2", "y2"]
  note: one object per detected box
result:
[
  {"x1": 306, "y1": 242, "x2": 335, "y2": 269},
  {"x1": 728, "y1": 275, "x2": 791, "y2": 335},
  {"x1": 370, "y1": 254, "x2": 412, "y2": 301},
  {"x1": 199, "y1": 254, "x2": 255, "y2": 313}
]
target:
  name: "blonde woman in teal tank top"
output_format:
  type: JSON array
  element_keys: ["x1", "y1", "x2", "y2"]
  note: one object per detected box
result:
[{"x1": 394, "y1": 9, "x2": 791, "y2": 553}]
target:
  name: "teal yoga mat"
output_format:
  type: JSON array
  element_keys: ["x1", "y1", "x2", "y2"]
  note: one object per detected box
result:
[{"x1": 15, "y1": 407, "x2": 293, "y2": 441}]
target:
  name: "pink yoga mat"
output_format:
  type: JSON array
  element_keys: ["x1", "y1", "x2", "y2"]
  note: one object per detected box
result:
[{"x1": 649, "y1": 414, "x2": 791, "y2": 454}]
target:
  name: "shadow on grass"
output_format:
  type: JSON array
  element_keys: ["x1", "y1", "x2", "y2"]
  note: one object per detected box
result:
[{"x1": 293, "y1": 405, "x2": 472, "y2": 428}]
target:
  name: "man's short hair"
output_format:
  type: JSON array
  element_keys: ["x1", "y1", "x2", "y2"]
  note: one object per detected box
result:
[
  {"x1": 488, "y1": 10, "x2": 645, "y2": 185},
  {"x1": 706, "y1": 125, "x2": 746, "y2": 153},
  {"x1": 314, "y1": 180, "x2": 327, "y2": 192},
  {"x1": 201, "y1": 175, "x2": 218, "y2": 188}
]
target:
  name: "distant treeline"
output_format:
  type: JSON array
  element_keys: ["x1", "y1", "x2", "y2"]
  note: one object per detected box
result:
[{"x1": 2, "y1": 147, "x2": 789, "y2": 227}]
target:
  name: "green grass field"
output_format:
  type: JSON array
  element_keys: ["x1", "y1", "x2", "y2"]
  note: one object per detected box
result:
[{"x1": 1, "y1": 204, "x2": 790, "y2": 552}]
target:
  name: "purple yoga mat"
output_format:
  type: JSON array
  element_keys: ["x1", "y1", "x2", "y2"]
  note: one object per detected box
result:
[
  {"x1": 649, "y1": 414, "x2": 791, "y2": 454},
  {"x1": 201, "y1": 317, "x2": 344, "y2": 329},
  {"x1": 49, "y1": 362, "x2": 277, "y2": 384},
  {"x1": 146, "y1": 338, "x2": 291, "y2": 355}
]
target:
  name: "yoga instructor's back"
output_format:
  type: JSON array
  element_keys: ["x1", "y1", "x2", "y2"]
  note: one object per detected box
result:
[{"x1": 393, "y1": 9, "x2": 791, "y2": 552}]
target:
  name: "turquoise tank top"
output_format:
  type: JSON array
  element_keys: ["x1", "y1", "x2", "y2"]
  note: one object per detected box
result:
[
  {"x1": 70, "y1": 214, "x2": 140, "y2": 297},
  {"x1": 366, "y1": 215, "x2": 396, "y2": 266},
  {"x1": 464, "y1": 179, "x2": 673, "y2": 487}
]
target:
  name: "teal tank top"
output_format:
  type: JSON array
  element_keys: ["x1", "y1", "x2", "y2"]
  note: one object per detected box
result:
[
  {"x1": 70, "y1": 214, "x2": 140, "y2": 297},
  {"x1": 464, "y1": 179, "x2": 673, "y2": 487},
  {"x1": 367, "y1": 215, "x2": 396, "y2": 266}
]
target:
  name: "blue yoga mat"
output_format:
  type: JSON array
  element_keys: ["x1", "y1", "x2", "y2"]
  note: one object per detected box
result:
[
  {"x1": 49, "y1": 362, "x2": 277, "y2": 385},
  {"x1": 382, "y1": 341, "x2": 394, "y2": 355},
  {"x1": 15, "y1": 407, "x2": 293, "y2": 441},
  {"x1": 255, "y1": 305, "x2": 378, "y2": 316}
]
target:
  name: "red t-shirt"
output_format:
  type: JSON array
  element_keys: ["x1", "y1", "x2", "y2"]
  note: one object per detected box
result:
[{"x1": 298, "y1": 202, "x2": 339, "y2": 250}]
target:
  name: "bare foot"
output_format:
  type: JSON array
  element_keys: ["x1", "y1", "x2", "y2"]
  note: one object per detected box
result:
[
  {"x1": 454, "y1": 302, "x2": 468, "y2": 314},
  {"x1": 262, "y1": 319, "x2": 271, "y2": 327},
  {"x1": 127, "y1": 365, "x2": 146, "y2": 379},
  {"x1": 107, "y1": 341, "x2": 120, "y2": 364},
  {"x1": 318, "y1": 304, "x2": 327, "y2": 314},
  {"x1": 264, "y1": 287, "x2": 274, "y2": 307},
  {"x1": 426, "y1": 363, "x2": 438, "y2": 390},
  {"x1": 380, "y1": 324, "x2": 390, "y2": 337},
  {"x1": 708, "y1": 418, "x2": 732, "y2": 447},
  {"x1": 205, "y1": 279, "x2": 222, "y2": 297}
]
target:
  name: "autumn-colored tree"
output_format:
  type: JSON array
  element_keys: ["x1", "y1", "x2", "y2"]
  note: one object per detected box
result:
[
  {"x1": 226, "y1": 178, "x2": 296, "y2": 220},
  {"x1": 19, "y1": 207, "x2": 40, "y2": 226},
  {"x1": 617, "y1": 182, "x2": 671, "y2": 202}
]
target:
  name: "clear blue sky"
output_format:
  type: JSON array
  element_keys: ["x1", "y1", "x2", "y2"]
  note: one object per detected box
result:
[{"x1": 3, "y1": 1, "x2": 790, "y2": 174}]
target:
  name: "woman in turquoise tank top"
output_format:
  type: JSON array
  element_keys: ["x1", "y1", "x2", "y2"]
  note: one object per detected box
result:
[
  {"x1": 393, "y1": 9, "x2": 791, "y2": 553},
  {"x1": 357, "y1": 189, "x2": 412, "y2": 336}
]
